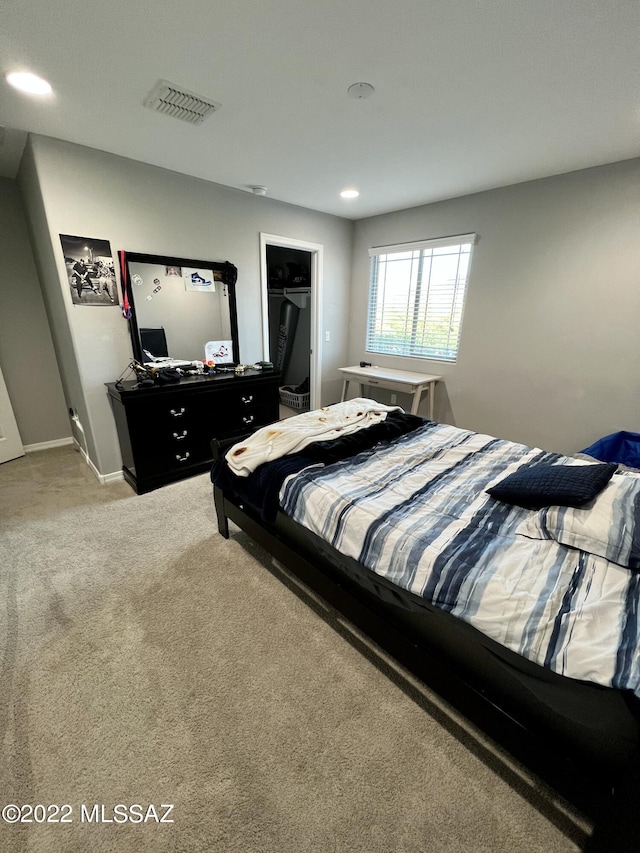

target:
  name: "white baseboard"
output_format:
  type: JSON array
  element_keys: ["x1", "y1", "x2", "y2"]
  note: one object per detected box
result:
[
  {"x1": 100, "y1": 470, "x2": 125, "y2": 484},
  {"x1": 24, "y1": 436, "x2": 124, "y2": 485},
  {"x1": 25, "y1": 434, "x2": 123, "y2": 486},
  {"x1": 72, "y1": 439, "x2": 124, "y2": 485},
  {"x1": 24, "y1": 437, "x2": 74, "y2": 453}
]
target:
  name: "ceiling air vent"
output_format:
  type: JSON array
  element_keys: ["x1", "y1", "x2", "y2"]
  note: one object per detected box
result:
[{"x1": 143, "y1": 79, "x2": 221, "y2": 125}]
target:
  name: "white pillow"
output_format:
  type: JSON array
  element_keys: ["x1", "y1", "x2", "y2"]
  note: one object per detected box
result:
[{"x1": 517, "y1": 473, "x2": 640, "y2": 570}]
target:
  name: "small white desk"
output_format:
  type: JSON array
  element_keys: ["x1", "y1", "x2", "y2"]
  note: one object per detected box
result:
[{"x1": 339, "y1": 366, "x2": 441, "y2": 419}]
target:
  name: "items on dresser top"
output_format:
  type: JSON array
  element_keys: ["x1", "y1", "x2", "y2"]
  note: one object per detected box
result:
[
  {"x1": 106, "y1": 369, "x2": 280, "y2": 494},
  {"x1": 115, "y1": 358, "x2": 276, "y2": 392}
]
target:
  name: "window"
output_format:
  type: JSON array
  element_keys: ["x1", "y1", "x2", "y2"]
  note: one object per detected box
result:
[{"x1": 366, "y1": 233, "x2": 475, "y2": 362}]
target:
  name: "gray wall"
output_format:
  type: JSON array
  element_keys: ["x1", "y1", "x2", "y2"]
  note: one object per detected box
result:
[
  {"x1": 350, "y1": 158, "x2": 640, "y2": 455},
  {"x1": 0, "y1": 176, "x2": 69, "y2": 447},
  {"x1": 18, "y1": 135, "x2": 353, "y2": 477},
  {"x1": 9, "y1": 136, "x2": 639, "y2": 471}
]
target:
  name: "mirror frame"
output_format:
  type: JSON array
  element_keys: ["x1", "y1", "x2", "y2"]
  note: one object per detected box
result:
[{"x1": 119, "y1": 250, "x2": 240, "y2": 366}]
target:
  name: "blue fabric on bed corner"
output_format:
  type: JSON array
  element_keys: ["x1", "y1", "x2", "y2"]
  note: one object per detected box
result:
[{"x1": 581, "y1": 431, "x2": 640, "y2": 468}]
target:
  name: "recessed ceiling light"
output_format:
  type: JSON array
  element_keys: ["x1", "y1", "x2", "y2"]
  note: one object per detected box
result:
[
  {"x1": 6, "y1": 71, "x2": 52, "y2": 96},
  {"x1": 340, "y1": 189, "x2": 359, "y2": 199}
]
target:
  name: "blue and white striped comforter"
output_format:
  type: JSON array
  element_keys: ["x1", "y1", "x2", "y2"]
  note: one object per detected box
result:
[{"x1": 280, "y1": 421, "x2": 640, "y2": 696}]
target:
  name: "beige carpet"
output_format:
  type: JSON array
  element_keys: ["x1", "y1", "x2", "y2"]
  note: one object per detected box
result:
[{"x1": 0, "y1": 447, "x2": 589, "y2": 852}]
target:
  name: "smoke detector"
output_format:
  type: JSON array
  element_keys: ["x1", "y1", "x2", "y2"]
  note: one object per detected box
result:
[
  {"x1": 251, "y1": 186, "x2": 267, "y2": 196},
  {"x1": 143, "y1": 79, "x2": 222, "y2": 125},
  {"x1": 347, "y1": 82, "x2": 375, "y2": 100}
]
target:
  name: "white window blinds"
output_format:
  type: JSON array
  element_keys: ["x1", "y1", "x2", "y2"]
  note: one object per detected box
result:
[{"x1": 366, "y1": 233, "x2": 475, "y2": 362}]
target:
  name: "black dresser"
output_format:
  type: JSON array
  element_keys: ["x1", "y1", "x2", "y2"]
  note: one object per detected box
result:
[{"x1": 107, "y1": 370, "x2": 280, "y2": 494}]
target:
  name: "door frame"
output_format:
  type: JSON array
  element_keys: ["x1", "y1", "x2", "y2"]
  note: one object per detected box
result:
[
  {"x1": 0, "y1": 362, "x2": 24, "y2": 464},
  {"x1": 259, "y1": 233, "x2": 323, "y2": 411}
]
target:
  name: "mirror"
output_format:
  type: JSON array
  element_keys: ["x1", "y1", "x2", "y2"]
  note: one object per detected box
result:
[{"x1": 120, "y1": 251, "x2": 240, "y2": 366}]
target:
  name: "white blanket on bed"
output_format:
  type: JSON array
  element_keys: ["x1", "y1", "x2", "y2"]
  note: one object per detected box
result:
[{"x1": 226, "y1": 397, "x2": 400, "y2": 477}]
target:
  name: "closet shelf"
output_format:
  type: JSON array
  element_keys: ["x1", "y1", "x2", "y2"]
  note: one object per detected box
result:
[{"x1": 268, "y1": 287, "x2": 310, "y2": 309}]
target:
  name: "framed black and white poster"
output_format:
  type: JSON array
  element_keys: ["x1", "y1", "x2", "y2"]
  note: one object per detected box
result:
[{"x1": 60, "y1": 234, "x2": 118, "y2": 306}]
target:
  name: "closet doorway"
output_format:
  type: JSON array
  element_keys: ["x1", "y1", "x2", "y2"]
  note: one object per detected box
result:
[{"x1": 259, "y1": 233, "x2": 323, "y2": 416}]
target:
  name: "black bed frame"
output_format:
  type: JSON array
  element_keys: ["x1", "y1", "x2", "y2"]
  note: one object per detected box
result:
[{"x1": 211, "y1": 439, "x2": 640, "y2": 852}]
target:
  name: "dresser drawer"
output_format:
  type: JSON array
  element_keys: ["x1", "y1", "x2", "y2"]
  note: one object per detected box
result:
[
  {"x1": 130, "y1": 440, "x2": 209, "y2": 479},
  {"x1": 225, "y1": 399, "x2": 277, "y2": 435},
  {"x1": 128, "y1": 397, "x2": 200, "y2": 432},
  {"x1": 193, "y1": 384, "x2": 278, "y2": 439}
]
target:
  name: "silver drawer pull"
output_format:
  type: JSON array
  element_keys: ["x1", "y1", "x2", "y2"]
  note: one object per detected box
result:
[
  {"x1": 170, "y1": 407, "x2": 186, "y2": 417},
  {"x1": 241, "y1": 395, "x2": 254, "y2": 404},
  {"x1": 175, "y1": 452, "x2": 190, "y2": 463},
  {"x1": 242, "y1": 414, "x2": 255, "y2": 425},
  {"x1": 172, "y1": 430, "x2": 188, "y2": 440}
]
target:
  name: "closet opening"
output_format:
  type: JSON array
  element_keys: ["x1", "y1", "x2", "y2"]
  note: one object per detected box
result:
[{"x1": 259, "y1": 234, "x2": 323, "y2": 417}]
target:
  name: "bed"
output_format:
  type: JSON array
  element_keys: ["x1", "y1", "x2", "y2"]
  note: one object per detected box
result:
[{"x1": 210, "y1": 399, "x2": 640, "y2": 851}]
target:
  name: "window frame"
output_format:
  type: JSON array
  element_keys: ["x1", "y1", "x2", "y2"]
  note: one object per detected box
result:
[{"x1": 366, "y1": 233, "x2": 476, "y2": 364}]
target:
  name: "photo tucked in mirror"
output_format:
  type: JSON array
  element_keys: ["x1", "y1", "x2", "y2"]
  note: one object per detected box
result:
[{"x1": 121, "y1": 251, "x2": 239, "y2": 366}]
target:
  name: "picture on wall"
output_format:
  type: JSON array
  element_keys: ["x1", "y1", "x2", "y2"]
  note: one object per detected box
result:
[{"x1": 60, "y1": 234, "x2": 118, "y2": 306}]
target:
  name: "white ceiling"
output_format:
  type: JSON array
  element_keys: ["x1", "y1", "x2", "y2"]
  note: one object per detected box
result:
[{"x1": 1, "y1": 0, "x2": 639, "y2": 219}]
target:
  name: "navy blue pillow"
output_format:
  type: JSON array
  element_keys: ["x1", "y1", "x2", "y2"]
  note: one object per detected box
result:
[{"x1": 487, "y1": 462, "x2": 617, "y2": 510}]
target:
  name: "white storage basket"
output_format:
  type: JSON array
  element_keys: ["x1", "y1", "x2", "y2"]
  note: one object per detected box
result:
[{"x1": 279, "y1": 385, "x2": 310, "y2": 411}]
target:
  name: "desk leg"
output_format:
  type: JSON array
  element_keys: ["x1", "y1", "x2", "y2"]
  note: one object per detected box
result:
[
  {"x1": 343, "y1": 380, "x2": 366, "y2": 401},
  {"x1": 428, "y1": 381, "x2": 435, "y2": 420},
  {"x1": 410, "y1": 383, "x2": 436, "y2": 418}
]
